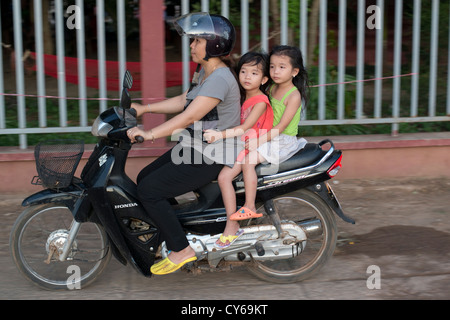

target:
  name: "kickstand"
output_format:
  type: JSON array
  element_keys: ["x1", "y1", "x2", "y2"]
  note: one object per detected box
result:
[{"x1": 264, "y1": 199, "x2": 287, "y2": 238}]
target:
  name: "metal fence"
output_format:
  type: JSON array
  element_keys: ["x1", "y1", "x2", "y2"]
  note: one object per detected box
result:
[{"x1": 1, "y1": 0, "x2": 449, "y2": 149}]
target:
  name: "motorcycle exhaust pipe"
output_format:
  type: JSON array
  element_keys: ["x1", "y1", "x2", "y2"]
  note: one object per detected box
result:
[{"x1": 298, "y1": 218, "x2": 322, "y2": 238}]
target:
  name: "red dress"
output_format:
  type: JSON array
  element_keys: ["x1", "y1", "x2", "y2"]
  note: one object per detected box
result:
[{"x1": 236, "y1": 94, "x2": 274, "y2": 162}]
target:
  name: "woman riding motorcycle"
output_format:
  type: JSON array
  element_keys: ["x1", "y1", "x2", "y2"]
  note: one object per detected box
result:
[{"x1": 126, "y1": 13, "x2": 240, "y2": 275}]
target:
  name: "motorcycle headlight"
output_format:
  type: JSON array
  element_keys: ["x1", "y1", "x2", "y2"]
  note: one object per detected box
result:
[{"x1": 91, "y1": 116, "x2": 113, "y2": 137}]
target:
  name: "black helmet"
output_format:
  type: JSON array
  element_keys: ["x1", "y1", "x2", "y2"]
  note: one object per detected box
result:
[{"x1": 174, "y1": 12, "x2": 236, "y2": 60}]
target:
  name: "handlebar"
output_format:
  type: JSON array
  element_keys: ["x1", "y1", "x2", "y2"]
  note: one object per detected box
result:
[
  {"x1": 135, "y1": 136, "x2": 145, "y2": 144},
  {"x1": 127, "y1": 108, "x2": 144, "y2": 143}
]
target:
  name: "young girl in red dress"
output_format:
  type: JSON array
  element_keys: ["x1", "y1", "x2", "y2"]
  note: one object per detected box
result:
[{"x1": 203, "y1": 51, "x2": 273, "y2": 248}]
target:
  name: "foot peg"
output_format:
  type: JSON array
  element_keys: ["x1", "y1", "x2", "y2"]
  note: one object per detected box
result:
[{"x1": 254, "y1": 242, "x2": 265, "y2": 256}]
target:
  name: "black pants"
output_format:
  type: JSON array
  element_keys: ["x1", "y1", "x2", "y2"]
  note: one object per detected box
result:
[{"x1": 137, "y1": 145, "x2": 223, "y2": 252}]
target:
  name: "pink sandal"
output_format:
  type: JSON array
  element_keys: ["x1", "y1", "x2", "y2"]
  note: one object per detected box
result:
[{"x1": 230, "y1": 207, "x2": 263, "y2": 221}]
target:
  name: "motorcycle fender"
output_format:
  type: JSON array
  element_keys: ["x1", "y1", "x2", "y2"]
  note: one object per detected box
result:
[
  {"x1": 22, "y1": 188, "x2": 81, "y2": 207},
  {"x1": 307, "y1": 182, "x2": 356, "y2": 224},
  {"x1": 22, "y1": 188, "x2": 92, "y2": 222}
]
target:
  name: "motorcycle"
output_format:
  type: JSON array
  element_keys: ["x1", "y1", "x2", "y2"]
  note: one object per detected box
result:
[{"x1": 10, "y1": 71, "x2": 355, "y2": 290}]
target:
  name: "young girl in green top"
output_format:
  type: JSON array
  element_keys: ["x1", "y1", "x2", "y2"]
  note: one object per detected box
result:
[{"x1": 229, "y1": 45, "x2": 310, "y2": 221}]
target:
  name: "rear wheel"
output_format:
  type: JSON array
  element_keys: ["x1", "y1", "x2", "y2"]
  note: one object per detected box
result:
[
  {"x1": 246, "y1": 189, "x2": 337, "y2": 283},
  {"x1": 10, "y1": 203, "x2": 111, "y2": 290}
]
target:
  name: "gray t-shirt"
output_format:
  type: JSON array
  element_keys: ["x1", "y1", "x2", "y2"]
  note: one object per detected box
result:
[
  {"x1": 186, "y1": 67, "x2": 240, "y2": 130},
  {"x1": 174, "y1": 66, "x2": 243, "y2": 167}
]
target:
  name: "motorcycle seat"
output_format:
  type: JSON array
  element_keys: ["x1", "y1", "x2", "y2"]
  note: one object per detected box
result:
[{"x1": 255, "y1": 143, "x2": 326, "y2": 176}]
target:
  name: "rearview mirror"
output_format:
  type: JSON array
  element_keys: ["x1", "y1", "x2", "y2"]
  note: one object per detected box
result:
[
  {"x1": 123, "y1": 70, "x2": 133, "y2": 89},
  {"x1": 120, "y1": 88, "x2": 131, "y2": 109}
]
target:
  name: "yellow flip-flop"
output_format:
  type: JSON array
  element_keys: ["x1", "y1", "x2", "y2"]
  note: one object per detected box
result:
[
  {"x1": 215, "y1": 229, "x2": 244, "y2": 249},
  {"x1": 150, "y1": 256, "x2": 197, "y2": 275}
]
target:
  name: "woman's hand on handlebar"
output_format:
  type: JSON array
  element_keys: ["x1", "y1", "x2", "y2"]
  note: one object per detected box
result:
[
  {"x1": 127, "y1": 126, "x2": 147, "y2": 143},
  {"x1": 130, "y1": 102, "x2": 149, "y2": 118}
]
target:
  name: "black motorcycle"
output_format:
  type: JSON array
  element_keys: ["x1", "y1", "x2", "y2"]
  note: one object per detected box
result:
[{"x1": 10, "y1": 71, "x2": 354, "y2": 290}]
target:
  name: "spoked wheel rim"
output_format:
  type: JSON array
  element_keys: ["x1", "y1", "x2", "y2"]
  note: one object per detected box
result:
[
  {"x1": 245, "y1": 191, "x2": 337, "y2": 283},
  {"x1": 11, "y1": 204, "x2": 110, "y2": 290}
]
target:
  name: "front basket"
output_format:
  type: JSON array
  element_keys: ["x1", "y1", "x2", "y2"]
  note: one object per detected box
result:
[{"x1": 34, "y1": 139, "x2": 84, "y2": 189}]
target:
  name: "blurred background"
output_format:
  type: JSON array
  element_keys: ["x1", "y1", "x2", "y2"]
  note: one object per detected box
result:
[{"x1": 0, "y1": 0, "x2": 449, "y2": 149}]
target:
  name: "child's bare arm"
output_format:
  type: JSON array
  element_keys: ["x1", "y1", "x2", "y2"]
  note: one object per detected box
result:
[{"x1": 203, "y1": 102, "x2": 267, "y2": 143}]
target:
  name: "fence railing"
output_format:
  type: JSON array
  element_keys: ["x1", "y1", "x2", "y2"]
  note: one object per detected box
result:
[{"x1": 1, "y1": 0, "x2": 449, "y2": 149}]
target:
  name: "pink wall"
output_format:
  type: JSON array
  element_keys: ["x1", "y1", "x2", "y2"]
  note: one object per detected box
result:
[
  {"x1": 139, "y1": 0, "x2": 167, "y2": 148},
  {"x1": 1, "y1": 133, "x2": 449, "y2": 193}
]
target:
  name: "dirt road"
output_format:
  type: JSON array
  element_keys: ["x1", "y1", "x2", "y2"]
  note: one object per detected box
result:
[{"x1": 1, "y1": 177, "x2": 449, "y2": 300}]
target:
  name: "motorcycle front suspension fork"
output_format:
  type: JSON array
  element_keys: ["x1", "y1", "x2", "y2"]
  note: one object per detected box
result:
[{"x1": 59, "y1": 220, "x2": 81, "y2": 261}]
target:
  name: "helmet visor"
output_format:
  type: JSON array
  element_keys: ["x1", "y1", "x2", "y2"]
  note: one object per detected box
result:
[{"x1": 173, "y1": 12, "x2": 216, "y2": 40}]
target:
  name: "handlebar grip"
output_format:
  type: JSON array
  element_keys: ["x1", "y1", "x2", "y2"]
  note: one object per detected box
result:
[{"x1": 135, "y1": 136, "x2": 145, "y2": 144}]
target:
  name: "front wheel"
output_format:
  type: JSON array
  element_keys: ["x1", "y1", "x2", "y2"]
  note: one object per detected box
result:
[
  {"x1": 10, "y1": 203, "x2": 111, "y2": 290},
  {"x1": 246, "y1": 189, "x2": 337, "y2": 283}
]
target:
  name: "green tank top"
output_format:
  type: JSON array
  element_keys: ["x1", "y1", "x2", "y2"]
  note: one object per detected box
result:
[{"x1": 269, "y1": 85, "x2": 302, "y2": 136}]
